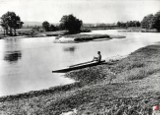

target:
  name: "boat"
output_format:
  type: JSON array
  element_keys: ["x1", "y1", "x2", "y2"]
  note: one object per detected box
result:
[{"x1": 52, "y1": 60, "x2": 106, "y2": 73}]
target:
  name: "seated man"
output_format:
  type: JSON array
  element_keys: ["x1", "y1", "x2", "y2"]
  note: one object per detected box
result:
[{"x1": 93, "y1": 51, "x2": 102, "y2": 62}]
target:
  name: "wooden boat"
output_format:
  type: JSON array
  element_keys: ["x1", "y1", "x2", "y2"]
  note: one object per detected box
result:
[{"x1": 52, "y1": 60, "x2": 105, "y2": 73}]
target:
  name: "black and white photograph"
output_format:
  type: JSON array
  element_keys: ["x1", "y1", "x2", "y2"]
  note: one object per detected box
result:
[{"x1": 0, "y1": 0, "x2": 160, "y2": 114}]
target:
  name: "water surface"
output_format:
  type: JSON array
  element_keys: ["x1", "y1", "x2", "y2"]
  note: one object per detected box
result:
[{"x1": 0, "y1": 30, "x2": 160, "y2": 96}]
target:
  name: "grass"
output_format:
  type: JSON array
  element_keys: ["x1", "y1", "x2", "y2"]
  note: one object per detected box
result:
[
  {"x1": 66, "y1": 34, "x2": 111, "y2": 42},
  {"x1": 56, "y1": 33, "x2": 126, "y2": 42},
  {"x1": 0, "y1": 44, "x2": 160, "y2": 114},
  {"x1": 54, "y1": 34, "x2": 111, "y2": 43}
]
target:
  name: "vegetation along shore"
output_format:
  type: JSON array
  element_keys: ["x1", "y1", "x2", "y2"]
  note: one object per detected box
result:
[
  {"x1": 1, "y1": 11, "x2": 160, "y2": 40},
  {"x1": 0, "y1": 43, "x2": 160, "y2": 114}
]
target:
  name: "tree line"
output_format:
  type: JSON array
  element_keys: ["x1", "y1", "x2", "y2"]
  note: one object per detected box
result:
[
  {"x1": 141, "y1": 11, "x2": 160, "y2": 32},
  {"x1": 42, "y1": 14, "x2": 82, "y2": 34},
  {"x1": 0, "y1": 12, "x2": 83, "y2": 36},
  {"x1": 117, "y1": 11, "x2": 160, "y2": 32},
  {"x1": 1, "y1": 10, "x2": 160, "y2": 36},
  {"x1": 42, "y1": 21, "x2": 58, "y2": 32},
  {"x1": 117, "y1": 21, "x2": 141, "y2": 28}
]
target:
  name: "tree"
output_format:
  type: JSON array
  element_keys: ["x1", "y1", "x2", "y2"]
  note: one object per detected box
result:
[
  {"x1": 152, "y1": 11, "x2": 160, "y2": 32},
  {"x1": 1, "y1": 14, "x2": 9, "y2": 35},
  {"x1": 42, "y1": 21, "x2": 50, "y2": 31},
  {"x1": 1, "y1": 11, "x2": 23, "y2": 36},
  {"x1": 12, "y1": 16, "x2": 24, "y2": 35},
  {"x1": 59, "y1": 14, "x2": 82, "y2": 33},
  {"x1": 135, "y1": 21, "x2": 141, "y2": 27},
  {"x1": 141, "y1": 14, "x2": 154, "y2": 29},
  {"x1": 117, "y1": 22, "x2": 127, "y2": 28},
  {"x1": 50, "y1": 24, "x2": 57, "y2": 31}
]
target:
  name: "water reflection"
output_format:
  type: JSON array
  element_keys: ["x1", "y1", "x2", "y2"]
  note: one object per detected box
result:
[
  {"x1": 63, "y1": 46, "x2": 76, "y2": 52},
  {"x1": 4, "y1": 51, "x2": 22, "y2": 63}
]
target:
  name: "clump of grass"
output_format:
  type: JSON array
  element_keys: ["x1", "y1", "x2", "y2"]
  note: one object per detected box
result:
[
  {"x1": 63, "y1": 34, "x2": 110, "y2": 42},
  {"x1": 115, "y1": 62, "x2": 160, "y2": 81},
  {"x1": 66, "y1": 65, "x2": 116, "y2": 84}
]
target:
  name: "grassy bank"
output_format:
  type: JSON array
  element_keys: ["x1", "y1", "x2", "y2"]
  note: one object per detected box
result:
[
  {"x1": 64, "y1": 34, "x2": 111, "y2": 42},
  {"x1": 0, "y1": 44, "x2": 160, "y2": 114},
  {"x1": 54, "y1": 34, "x2": 113, "y2": 43},
  {"x1": 56, "y1": 33, "x2": 125, "y2": 43},
  {"x1": 0, "y1": 29, "x2": 68, "y2": 39}
]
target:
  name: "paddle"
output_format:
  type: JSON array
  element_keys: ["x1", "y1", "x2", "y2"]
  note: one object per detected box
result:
[{"x1": 69, "y1": 60, "x2": 94, "y2": 68}]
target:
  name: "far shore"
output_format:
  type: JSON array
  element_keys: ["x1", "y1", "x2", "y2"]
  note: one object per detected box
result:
[
  {"x1": 0, "y1": 27, "x2": 159, "y2": 38},
  {"x1": 0, "y1": 30, "x2": 67, "y2": 39},
  {"x1": 0, "y1": 29, "x2": 126, "y2": 43},
  {"x1": 0, "y1": 42, "x2": 160, "y2": 114},
  {"x1": 0, "y1": 27, "x2": 157, "y2": 41}
]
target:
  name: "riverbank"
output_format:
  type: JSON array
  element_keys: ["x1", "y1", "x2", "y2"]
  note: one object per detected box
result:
[
  {"x1": 0, "y1": 30, "x2": 126, "y2": 43},
  {"x1": 118, "y1": 27, "x2": 158, "y2": 33},
  {"x1": 0, "y1": 30, "x2": 67, "y2": 39},
  {"x1": 0, "y1": 43, "x2": 160, "y2": 114},
  {"x1": 0, "y1": 31, "x2": 111, "y2": 43}
]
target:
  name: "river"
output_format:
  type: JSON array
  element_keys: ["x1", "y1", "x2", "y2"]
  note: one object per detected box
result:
[{"x1": 0, "y1": 30, "x2": 160, "y2": 96}]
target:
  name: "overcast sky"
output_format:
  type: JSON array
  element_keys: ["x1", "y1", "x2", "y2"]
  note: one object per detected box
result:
[{"x1": 0, "y1": 0, "x2": 159, "y2": 23}]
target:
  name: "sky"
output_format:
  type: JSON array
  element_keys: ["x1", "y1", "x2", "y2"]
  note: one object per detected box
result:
[{"x1": 0, "y1": 0, "x2": 160, "y2": 23}]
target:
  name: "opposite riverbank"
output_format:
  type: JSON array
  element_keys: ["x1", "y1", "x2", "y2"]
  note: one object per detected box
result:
[
  {"x1": 0, "y1": 31, "x2": 112, "y2": 43},
  {"x1": 0, "y1": 30, "x2": 125, "y2": 43},
  {"x1": 0, "y1": 30, "x2": 67, "y2": 39},
  {"x1": 0, "y1": 43, "x2": 160, "y2": 114}
]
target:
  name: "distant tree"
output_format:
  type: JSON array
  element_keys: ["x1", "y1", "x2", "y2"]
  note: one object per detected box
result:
[
  {"x1": 42, "y1": 21, "x2": 50, "y2": 31},
  {"x1": 117, "y1": 21, "x2": 140, "y2": 28},
  {"x1": 0, "y1": 14, "x2": 9, "y2": 35},
  {"x1": 11, "y1": 16, "x2": 24, "y2": 35},
  {"x1": 152, "y1": 11, "x2": 160, "y2": 32},
  {"x1": 49, "y1": 24, "x2": 57, "y2": 31},
  {"x1": 128, "y1": 21, "x2": 141, "y2": 27},
  {"x1": 141, "y1": 14, "x2": 154, "y2": 29},
  {"x1": 59, "y1": 14, "x2": 82, "y2": 33},
  {"x1": 117, "y1": 21, "x2": 121, "y2": 27},
  {"x1": 117, "y1": 21, "x2": 127, "y2": 28},
  {"x1": 32, "y1": 26, "x2": 41, "y2": 31},
  {"x1": 135, "y1": 21, "x2": 141, "y2": 27},
  {"x1": 1, "y1": 11, "x2": 23, "y2": 36}
]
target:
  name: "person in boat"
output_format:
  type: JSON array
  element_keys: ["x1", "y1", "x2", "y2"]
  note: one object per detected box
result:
[{"x1": 93, "y1": 51, "x2": 102, "y2": 62}]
